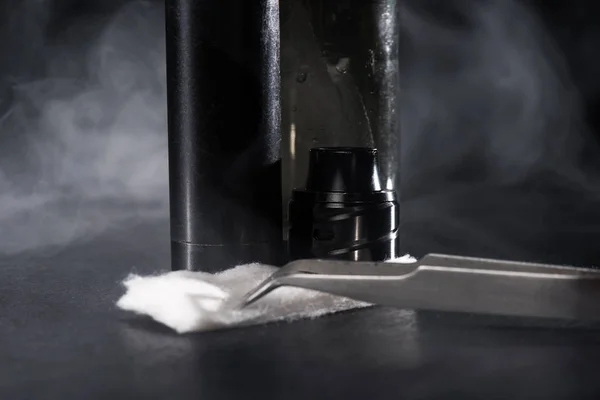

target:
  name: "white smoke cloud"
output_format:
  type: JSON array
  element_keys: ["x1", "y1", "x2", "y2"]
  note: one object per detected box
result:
[
  {"x1": 401, "y1": 0, "x2": 589, "y2": 186},
  {"x1": 398, "y1": 0, "x2": 600, "y2": 261},
  {"x1": 0, "y1": 0, "x2": 168, "y2": 253},
  {"x1": 1, "y1": 0, "x2": 598, "y2": 264}
]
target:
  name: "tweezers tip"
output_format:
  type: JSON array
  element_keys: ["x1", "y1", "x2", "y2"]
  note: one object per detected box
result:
[{"x1": 236, "y1": 278, "x2": 278, "y2": 309}]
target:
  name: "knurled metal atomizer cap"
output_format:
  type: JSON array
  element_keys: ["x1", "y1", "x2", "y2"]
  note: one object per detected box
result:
[{"x1": 288, "y1": 147, "x2": 399, "y2": 261}]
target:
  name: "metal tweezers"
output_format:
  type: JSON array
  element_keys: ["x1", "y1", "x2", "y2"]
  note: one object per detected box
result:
[{"x1": 238, "y1": 254, "x2": 600, "y2": 321}]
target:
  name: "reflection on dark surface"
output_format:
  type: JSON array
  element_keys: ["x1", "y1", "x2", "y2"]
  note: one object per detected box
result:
[{"x1": 2, "y1": 0, "x2": 600, "y2": 398}]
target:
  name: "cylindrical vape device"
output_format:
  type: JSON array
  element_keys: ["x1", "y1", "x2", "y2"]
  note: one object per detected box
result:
[
  {"x1": 280, "y1": 0, "x2": 401, "y2": 260},
  {"x1": 165, "y1": 0, "x2": 401, "y2": 270},
  {"x1": 280, "y1": 0, "x2": 400, "y2": 229},
  {"x1": 165, "y1": 0, "x2": 283, "y2": 272}
]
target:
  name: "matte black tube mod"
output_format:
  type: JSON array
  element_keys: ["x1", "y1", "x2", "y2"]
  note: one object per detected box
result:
[{"x1": 165, "y1": 0, "x2": 283, "y2": 272}]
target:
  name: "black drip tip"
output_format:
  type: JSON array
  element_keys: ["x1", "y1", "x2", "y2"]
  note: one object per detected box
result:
[{"x1": 289, "y1": 147, "x2": 399, "y2": 261}]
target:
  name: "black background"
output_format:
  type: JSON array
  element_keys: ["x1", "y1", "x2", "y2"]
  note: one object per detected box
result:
[{"x1": 2, "y1": 0, "x2": 600, "y2": 264}]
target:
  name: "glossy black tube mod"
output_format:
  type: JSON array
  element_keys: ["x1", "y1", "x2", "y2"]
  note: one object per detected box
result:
[
  {"x1": 280, "y1": 0, "x2": 400, "y2": 229},
  {"x1": 165, "y1": 0, "x2": 283, "y2": 271}
]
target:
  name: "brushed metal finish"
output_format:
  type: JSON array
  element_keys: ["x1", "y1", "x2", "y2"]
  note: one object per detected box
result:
[{"x1": 241, "y1": 254, "x2": 600, "y2": 321}]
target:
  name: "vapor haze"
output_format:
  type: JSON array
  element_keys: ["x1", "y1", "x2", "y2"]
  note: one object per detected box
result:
[
  {"x1": 401, "y1": 0, "x2": 589, "y2": 185},
  {"x1": 398, "y1": 0, "x2": 600, "y2": 262},
  {"x1": 1, "y1": 0, "x2": 599, "y2": 263},
  {"x1": 0, "y1": 0, "x2": 168, "y2": 253}
]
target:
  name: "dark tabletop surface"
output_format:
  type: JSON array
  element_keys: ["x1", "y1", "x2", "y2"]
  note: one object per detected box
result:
[{"x1": 2, "y1": 207, "x2": 600, "y2": 400}]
